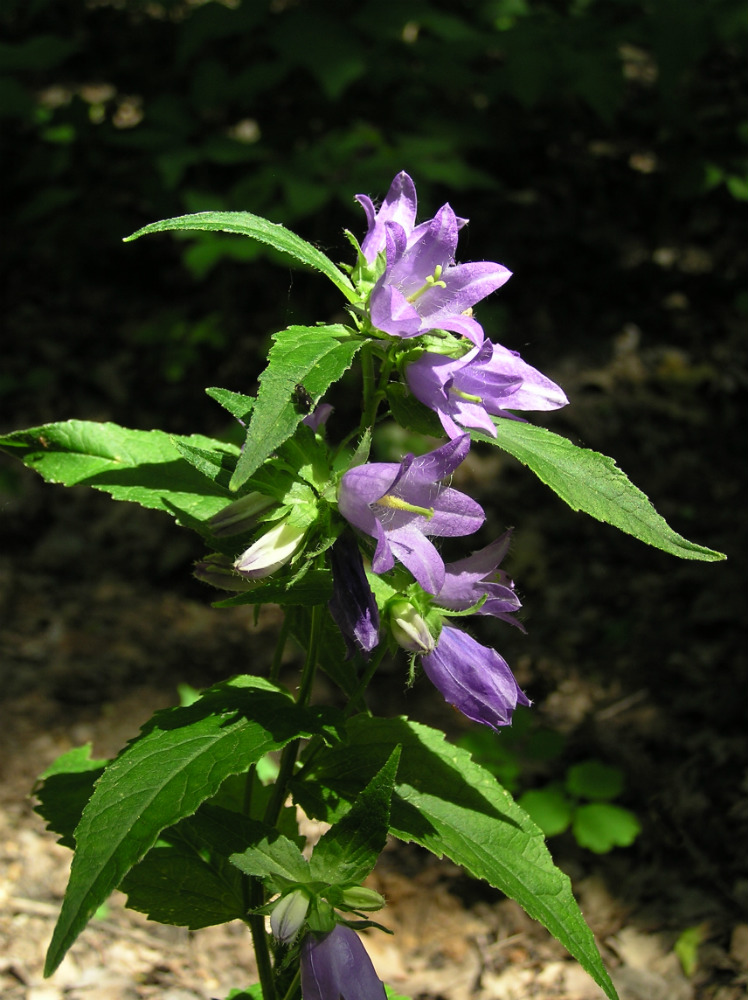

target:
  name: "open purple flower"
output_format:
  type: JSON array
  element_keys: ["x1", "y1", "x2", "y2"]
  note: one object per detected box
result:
[
  {"x1": 300, "y1": 925, "x2": 386, "y2": 1000},
  {"x1": 328, "y1": 532, "x2": 380, "y2": 658},
  {"x1": 406, "y1": 339, "x2": 569, "y2": 439},
  {"x1": 368, "y1": 204, "x2": 510, "y2": 346},
  {"x1": 438, "y1": 532, "x2": 525, "y2": 630},
  {"x1": 421, "y1": 624, "x2": 530, "y2": 729},
  {"x1": 338, "y1": 435, "x2": 484, "y2": 595}
]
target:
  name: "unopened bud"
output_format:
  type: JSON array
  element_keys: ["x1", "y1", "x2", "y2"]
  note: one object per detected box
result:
[
  {"x1": 193, "y1": 553, "x2": 257, "y2": 591},
  {"x1": 270, "y1": 889, "x2": 310, "y2": 945},
  {"x1": 389, "y1": 600, "x2": 436, "y2": 654},
  {"x1": 339, "y1": 886, "x2": 386, "y2": 912},
  {"x1": 234, "y1": 519, "x2": 306, "y2": 579},
  {"x1": 209, "y1": 492, "x2": 275, "y2": 537}
]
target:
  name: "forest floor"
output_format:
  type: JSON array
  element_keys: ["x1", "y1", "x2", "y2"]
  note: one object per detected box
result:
[{"x1": 1, "y1": 321, "x2": 746, "y2": 1000}]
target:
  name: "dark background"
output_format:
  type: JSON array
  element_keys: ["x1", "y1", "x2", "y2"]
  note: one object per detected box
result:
[{"x1": 1, "y1": 1, "x2": 746, "y2": 995}]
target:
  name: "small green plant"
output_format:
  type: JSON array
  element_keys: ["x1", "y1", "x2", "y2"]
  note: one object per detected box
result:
[{"x1": 458, "y1": 724, "x2": 641, "y2": 853}]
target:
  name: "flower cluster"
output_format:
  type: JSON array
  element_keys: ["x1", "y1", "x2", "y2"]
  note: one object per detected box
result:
[{"x1": 317, "y1": 172, "x2": 558, "y2": 729}]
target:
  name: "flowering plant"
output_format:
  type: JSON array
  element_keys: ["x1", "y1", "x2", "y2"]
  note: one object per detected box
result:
[{"x1": 1, "y1": 172, "x2": 724, "y2": 1000}]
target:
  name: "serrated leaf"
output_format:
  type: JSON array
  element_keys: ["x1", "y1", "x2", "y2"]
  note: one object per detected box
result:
[
  {"x1": 44, "y1": 675, "x2": 342, "y2": 976},
  {"x1": 229, "y1": 826, "x2": 311, "y2": 887},
  {"x1": 293, "y1": 716, "x2": 619, "y2": 1000},
  {"x1": 0, "y1": 421, "x2": 235, "y2": 530},
  {"x1": 309, "y1": 747, "x2": 400, "y2": 886},
  {"x1": 119, "y1": 841, "x2": 245, "y2": 929},
  {"x1": 34, "y1": 746, "x2": 108, "y2": 849},
  {"x1": 572, "y1": 803, "x2": 641, "y2": 854},
  {"x1": 230, "y1": 325, "x2": 363, "y2": 490},
  {"x1": 124, "y1": 211, "x2": 357, "y2": 304},
  {"x1": 476, "y1": 419, "x2": 725, "y2": 561},
  {"x1": 120, "y1": 804, "x2": 267, "y2": 929},
  {"x1": 206, "y1": 386, "x2": 255, "y2": 422}
]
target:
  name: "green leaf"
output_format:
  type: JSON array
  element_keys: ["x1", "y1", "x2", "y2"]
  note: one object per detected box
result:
[
  {"x1": 229, "y1": 825, "x2": 311, "y2": 888},
  {"x1": 230, "y1": 324, "x2": 363, "y2": 490},
  {"x1": 34, "y1": 746, "x2": 107, "y2": 849},
  {"x1": 44, "y1": 675, "x2": 341, "y2": 976},
  {"x1": 206, "y1": 386, "x2": 255, "y2": 423},
  {"x1": 121, "y1": 805, "x2": 270, "y2": 929},
  {"x1": 565, "y1": 760, "x2": 624, "y2": 801},
  {"x1": 123, "y1": 211, "x2": 357, "y2": 304},
  {"x1": 293, "y1": 716, "x2": 619, "y2": 1000},
  {"x1": 517, "y1": 785, "x2": 574, "y2": 837},
  {"x1": 119, "y1": 841, "x2": 245, "y2": 929},
  {"x1": 674, "y1": 923, "x2": 707, "y2": 977},
  {"x1": 309, "y1": 747, "x2": 400, "y2": 886},
  {"x1": 0, "y1": 421, "x2": 236, "y2": 530},
  {"x1": 476, "y1": 420, "x2": 725, "y2": 561},
  {"x1": 571, "y1": 803, "x2": 641, "y2": 854}
]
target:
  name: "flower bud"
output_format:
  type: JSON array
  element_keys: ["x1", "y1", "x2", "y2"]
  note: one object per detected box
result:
[
  {"x1": 234, "y1": 519, "x2": 306, "y2": 579},
  {"x1": 270, "y1": 888, "x2": 310, "y2": 945},
  {"x1": 193, "y1": 553, "x2": 257, "y2": 591},
  {"x1": 389, "y1": 600, "x2": 436, "y2": 654},
  {"x1": 339, "y1": 885, "x2": 386, "y2": 912},
  {"x1": 208, "y1": 492, "x2": 275, "y2": 537}
]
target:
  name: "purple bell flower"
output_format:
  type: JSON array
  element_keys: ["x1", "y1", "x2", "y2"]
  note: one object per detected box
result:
[
  {"x1": 300, "y1": 925, "x2": 386, "y2": 1000},
  {"x1": 355, "y1": 170, "x2": 468, "y2": 265},
  {"x1": 438, "y1": 532, "x2": 525, "y2": 630},
  {"x1": 421, "y1": 625, "x2": 531, "y2": 729},
  {"x1": 338, "y1": 435, "x2": 484, "y2": 595},
  {"x1": 368, "y1": 204, "x2": 510, "y2": 346},
  {"x1": 406, "y1": 339, "x2": 569, "y2": 439},
  {"x1": 328, "y1": 532, "x2": 380, "y2": 658}
]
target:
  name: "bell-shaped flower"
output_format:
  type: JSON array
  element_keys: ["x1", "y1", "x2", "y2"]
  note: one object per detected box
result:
[
  {"x1": 328, "y1": 532, "x2": 380, "y2": 658},
  {"x1": 300, "y1": 925, "x2": 386, "y2": 1000},
  {"x1": 234, "y1": 518, "x2": 306, "y2": 579},
  {"x1": 406, "y1": 339, "x2": 568, "y2": 439},
  {"x1": 438, "y1": 532, "x2": 525, "y2": 630},
  {"x1": 368, "y1": 204, "x2": 510, "y2": 346},
  {"x1": 338, "y1": 435, "x2": 484, "y2": 595},
  {"x1": 421, "y1": 624, "x2": 530, "y2": 729}
]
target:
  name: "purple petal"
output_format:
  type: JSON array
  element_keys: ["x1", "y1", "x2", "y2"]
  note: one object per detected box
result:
[
  {"x1": 421, "y1": 625, "x2": 530, "y2": 729},
  {"x1": 484, "y1": 342, "x2": 569, "y2": 411},
  {"x1": 328, "y1": 533, "x2": 380, "y2": 657},
  {"x1": 356, "y1": 171, "x2": 418, "y2": 263},
  {"x1": 301, "y1": 926, "x2": 386, "y2": 1000}
]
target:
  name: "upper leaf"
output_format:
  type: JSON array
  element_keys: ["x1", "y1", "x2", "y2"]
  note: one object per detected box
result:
[
  {"x1": 292, "y1": 715, "x2": 619, "y2": 1000},
  {"x1": 0, "y1": 421, "x2": 236, "y2": 532},
  {"x1": 44, "y1": 675, "x2": 342, "y2": 976},
  {"x1": 477, "y1": 419, "x2": 725, "y2": 561},
  {"x1": 308, "y1": 747, "x2": 400, "y2": 886},
  {"x1": 124, "y1": 211, "x2": 357, "y2": 304},
  {"x1": 230, "y1": 324, "x2": 363, "y2": 490}
]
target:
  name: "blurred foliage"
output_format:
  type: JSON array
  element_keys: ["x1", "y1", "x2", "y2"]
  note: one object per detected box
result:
[
  {"x1": 458, "y1": 719, "x2": 641, "y2": 853},
  {"x1": 2, "y1": 0, "x2": 746, "y2": 423}
]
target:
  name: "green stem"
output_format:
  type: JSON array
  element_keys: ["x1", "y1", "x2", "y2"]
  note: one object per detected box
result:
[
  {"x1": 360, "y1": 341, "x2": 380, "y2": 430},
  {"x1": 263, "y1": 605, "x2": 323, "y2": 828},
  {"x1": 247, "y1": 883, "x2": 277, "y2": 1000},
  {"x1": 280, "y1": 968, "x2": 301, "y2": 1000},
  {"x1": 269, "y1": 613, "x2": 292, "y2": 685}
]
